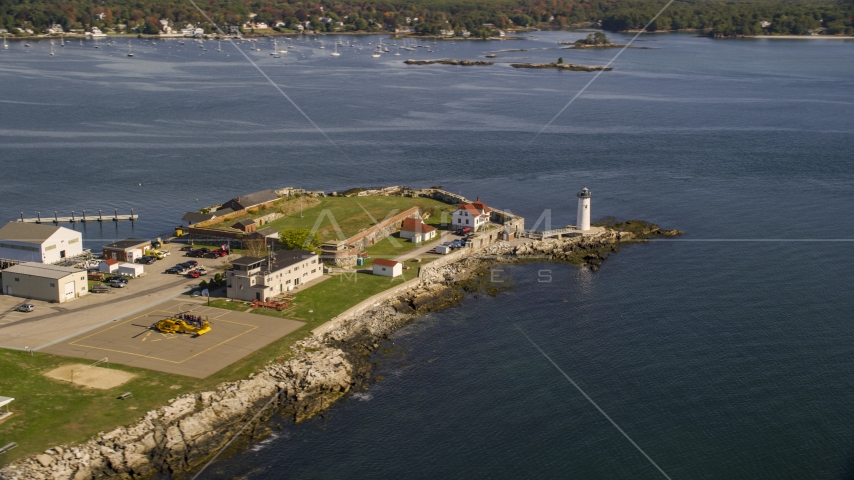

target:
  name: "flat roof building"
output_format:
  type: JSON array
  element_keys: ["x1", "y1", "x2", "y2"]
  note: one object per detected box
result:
[
  {"x1": 0, "y1": 222, "x2": 83, "y2": 264},
  {"x1": 103, "y1": 239, "x2": 150, "y2": 263},
  {"x1": 1, "y1": 262, "x2": 89, "y2": 303},
  {"x1": 227, "y1": 250, "x2": 322, "y2": 302}
]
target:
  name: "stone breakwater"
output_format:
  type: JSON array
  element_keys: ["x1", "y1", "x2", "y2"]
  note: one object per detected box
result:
[{"x1": 0, "y1": 227, "x2": 677, "y2": 480}]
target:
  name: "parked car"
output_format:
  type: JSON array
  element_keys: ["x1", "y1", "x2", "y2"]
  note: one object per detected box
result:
[
  {"x1": 176, "y1": 267, "x2": 190, "y2": 275},
  {"x1": 203, "y1": 251, "x2": 219, "y2": 259},
  {"x1": 165, "y1": 267, "x2": 180, "y2": 274},
  {"x1": 187, "y1": 270, "x2": 200, "y2": 279},
  {"x1": 180, "y1": 245, "x2": 194, "y2": 251},
  {"x1": 158, "y1": 250, "x2": 171, "y2": 257},
  {"x1": 136, "y1": 256, "x2": 156, "y2": 265},
  {"x1": 109, "y1": 276, "x2": 128, "y2": 284},
  {"x1": 184, "y1": 260, "x2": 198, "y2": 267},
  {"x1": 17, "y1": 303, "x2": 34, "y2": 313},
  {"x1": 196, "y1": 267, "x2": 208, "y2": 276},
  {"x1": 109, "y1": 279, "x2": 127, "y2": 288},
  {"x1": 197, "y1": 248, "x2": 211, "y2": 254}
]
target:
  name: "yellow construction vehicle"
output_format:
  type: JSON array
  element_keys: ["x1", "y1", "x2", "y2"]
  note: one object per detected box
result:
[{"x1": 154, "y1": 313, "x2": 211, "y2": 336}]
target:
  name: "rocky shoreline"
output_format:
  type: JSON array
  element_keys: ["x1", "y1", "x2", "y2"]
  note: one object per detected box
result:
[
  {"x1": 403, "y1": 59, "x2": 494, "y2": 66},
  {"x1": 510, "y1": 62, "x2": 612, "y2": 71},
  {"x1": 0, "y1": 225, "x2": 680, "y2": 480}
]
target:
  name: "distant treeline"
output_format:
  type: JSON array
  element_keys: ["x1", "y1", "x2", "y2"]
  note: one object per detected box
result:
[{"x1": 1, "y1": 0, "x2": 852, "y2": 37}]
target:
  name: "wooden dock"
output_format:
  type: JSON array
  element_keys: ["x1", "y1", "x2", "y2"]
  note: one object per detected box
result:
[{"x1": 17, "y1": 210, "x2": 137, "y2": 224}]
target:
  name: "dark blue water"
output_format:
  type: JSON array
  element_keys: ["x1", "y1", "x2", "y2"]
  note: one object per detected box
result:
[{"x1": 2, "y1": 31, "x2": 853, "y2": 478}]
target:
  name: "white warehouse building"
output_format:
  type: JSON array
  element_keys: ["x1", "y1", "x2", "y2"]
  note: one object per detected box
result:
[
  {"x1": 0, "y1": 223, "x2": 84, "y2": 264},
  {"x1": 1, "y1": 262, "x2": 89, "y2": 303}
]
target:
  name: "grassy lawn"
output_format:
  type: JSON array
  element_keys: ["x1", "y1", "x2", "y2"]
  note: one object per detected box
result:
[
  {"x1": 263, "y1": 197, "x2": 453, "y2": 240},
  {"x1": 361, "y1": 232, "x2": 421, "y2": 264},
  {"x1": 0, "y1": 269, "x2": 417, "y2": 466},
  {"x1": 0, "y1": 351, "x2": 215, "y2": 466}
]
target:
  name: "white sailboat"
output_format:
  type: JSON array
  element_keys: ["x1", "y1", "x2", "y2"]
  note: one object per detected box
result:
[
  {"x1": 49, "y1": 41, "x2": 55, "y2": 56},
  {"x1": 270, "y1": 39, "x2": 277, "y2": 55},
  {"x1": 217, "y1": 40, "x2": 222, "y2": 52},
  {"x1": 371, "y1": 45, "x2": 381, "y2": 58},
  {"x1": 330, "y1": 43, "x2": 340, "y2": 56},
  {"x1": 3, "y1": 34, "x2": 7, "y2": 50},
  {"x1": 394, "y1": 46, "x2": 401, "y2": 56},
  {"x1": 127, "y1": 40, "x2": 133, "y2": 57},
  {"x1": 60, "y1": 34, "x2": 65, "y2": 47}
]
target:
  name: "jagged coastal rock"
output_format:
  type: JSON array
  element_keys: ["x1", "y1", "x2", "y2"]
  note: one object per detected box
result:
[
  {"x1": 0, "y1": 226, "x2": 681, "y2": 480},
  {"x1": 404, "y1": 59, "x2": 494, "y2": 66},
  {"x1": 511, "y1": 62, "x2": 613, "y2": 71}
]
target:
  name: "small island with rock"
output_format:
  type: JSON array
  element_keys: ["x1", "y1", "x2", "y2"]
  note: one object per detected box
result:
[
  {"x1": 511, "y1": 57, "x2": 612, "y2": 71},
  {"x1": 404, "y1": 59, "x2": 494, "y2": 66},
  {"x1": 559, "y1": 32, "x2": 648, "y2": 49}
]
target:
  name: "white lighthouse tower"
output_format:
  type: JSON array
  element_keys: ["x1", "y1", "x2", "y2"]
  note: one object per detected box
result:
[{"x1": 576, "y1": 187, "x2": 591, "y2": 231}]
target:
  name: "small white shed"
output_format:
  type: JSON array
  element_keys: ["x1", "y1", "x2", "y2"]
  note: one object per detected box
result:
[
  {"x1": 99, "y1": 259, "x2": 119, "y2": 273},
  {"x1": 372, "y1": 259, "x2": 402, "y2": 277},
  {"x1": 435, "y1": 245, "x2": 451, "y2": 255},
  {"x1": 117, "y1": 263, "x2": 144, "y2": 278}
]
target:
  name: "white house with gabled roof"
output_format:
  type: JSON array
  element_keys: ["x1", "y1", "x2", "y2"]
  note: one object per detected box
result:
[{"x1": 451, "y1": 201, "x2": 491, "y2": 232}]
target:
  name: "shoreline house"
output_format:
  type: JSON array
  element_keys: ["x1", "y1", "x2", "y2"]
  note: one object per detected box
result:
[
  {"x1": 218, "y1": 189, "x2": 280, "y2": 213},
  {"x1": 372, "y1": 259, "x2": 402, "y2": 277},
  {"x1": 227, "y1": 250, "x2": 321, "y2": 302},
  {"x1": 102, "y1": 239, "x2": 151, "y2": 263},
  {"x1": 1, "y1": 262, "x2": 88, "y2": 303},
  {"x1": 0, "y1": 223, "x2": 83, "y2": 264},
  {"x1": 399, "y1": 217, "x2": 437, "y2": 243},
  {"x1": 451, "y1": 200, "x2": 491, "y2": 232}
]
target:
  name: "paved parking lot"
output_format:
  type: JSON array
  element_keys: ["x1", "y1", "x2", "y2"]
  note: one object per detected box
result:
[
  {"x1": 0, "y1": 243, "x2": 238, "y2": 350},
  {"x1": 42, "y1": 299, "x2": 304, "y2": 378}
]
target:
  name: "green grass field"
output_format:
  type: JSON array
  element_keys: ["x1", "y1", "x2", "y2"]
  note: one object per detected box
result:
[
  {"x1": 0, "y1": 350, "x2": 212, "y2": 465},
  {"x1": 263, "y1": 196, "x2": 453, "y2": 240},
  {"x1": 0, "y1": 268, "x2": 417, "y2": 466}
]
